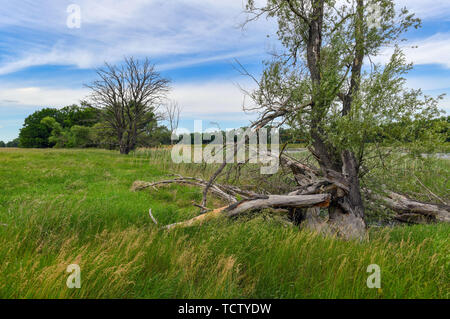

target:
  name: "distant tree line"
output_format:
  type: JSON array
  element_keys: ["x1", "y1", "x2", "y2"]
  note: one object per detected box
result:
[
  {"x1": 0, "y1": 139, "x2": 19, "y2": 148},
  {"x1": 4, "y1": 55, "x2": 447, "y2": 152}
]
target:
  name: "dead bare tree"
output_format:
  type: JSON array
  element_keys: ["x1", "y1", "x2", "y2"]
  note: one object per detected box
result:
[
  {"x1": 132, "y1": 151, "x2": 449, "y2": 237},
  {"x1": 85, "y1": 57, "x2": 170, "y2": 154},
  {"x1": 163, "y1": 100, "x2": 182, "y2": 144}
]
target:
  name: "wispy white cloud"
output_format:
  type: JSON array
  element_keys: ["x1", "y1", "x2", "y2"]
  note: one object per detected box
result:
[
  {"x1": 0, "y1": 0, "x2": 273, "y2": 75},
  {"x1": 157, "y1": 50, "x2": 260, "y2": 71},
  {"x1": 404, "y1": 33, "x2": 450, "y2": 69},
  {"x1": 1, "y1": 0, "x2": 448, "y2": 75}
]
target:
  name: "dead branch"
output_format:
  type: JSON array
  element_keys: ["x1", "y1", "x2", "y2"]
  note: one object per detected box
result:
[
  {"x1": 165, "y1": 206, "x2": 226, "y2": 230},
  {"x1": 368, "y1": 190, "x2": 450, "y2": 223},
  {"x1": 413, "y1": 174, "x2": 447, "y2": 205},
  {"x1": 225, "y1": 194, "x2": 331, "y2": 217}
]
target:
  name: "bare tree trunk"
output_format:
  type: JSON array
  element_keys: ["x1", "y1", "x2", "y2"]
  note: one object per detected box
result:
[
  {"x1": 293, "y1": 148, "x2": 367, "y2": 239},
  {"x1": 119, "y1": 145, "x2": 129, "y2": 155}
]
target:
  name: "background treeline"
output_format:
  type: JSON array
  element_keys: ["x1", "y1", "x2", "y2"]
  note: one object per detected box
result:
[
  {"x1": 0, "y1": 108, "x2": 448, "y2": 149},
  {"x1": 0, "y1": 139, "x2": 19, "y2": 148}
]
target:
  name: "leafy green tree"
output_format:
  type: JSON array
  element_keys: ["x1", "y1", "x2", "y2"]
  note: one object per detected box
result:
[
  {"x1": 0, "y1": 141, "x2": 5, "y2": 148},
  {"x1": 19, "y1": 108, "x2": 64, "y2": 148},
  {"x1": 41, "y1": 116, "x2": 67, "y2": 148},
  {"x1": 89, "y1": 122, "x2": 118, "y2": 149},
  {"x1": 59, "y1": 104, "x2": 98, "y2": 128},
  {"x1": 138, "y1": 119, "x2": 172, "y2": 147},
  {"x1": 437, "y1": 116, "x2": 450, "y2": 142},
  {"x1": 19, "y1": 105, "x2": 99, "y2": 148},
  {"x1": 244, "y1": 0, "x2": 442, "y2": 237}
]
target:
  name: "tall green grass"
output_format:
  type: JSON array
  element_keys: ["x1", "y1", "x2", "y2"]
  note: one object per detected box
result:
[{"x1": 0, "y1": 148, "x2": 448, "y2": 298}]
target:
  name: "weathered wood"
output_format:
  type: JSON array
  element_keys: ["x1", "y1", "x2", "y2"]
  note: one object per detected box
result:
[
  {"x1": 370, "y1": 191, "x2": 450, "y2": 223},
  {"x1": 132, "y1": 160, "x2": 449, "y2": 238},
  {"x1": 165, "y1": 194, "x2": 331, "y2": 230}
]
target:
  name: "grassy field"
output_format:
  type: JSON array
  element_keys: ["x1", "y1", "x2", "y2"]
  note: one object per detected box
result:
[{"x1": 0, "y1": 148, "x2": 448, "y2": 298}]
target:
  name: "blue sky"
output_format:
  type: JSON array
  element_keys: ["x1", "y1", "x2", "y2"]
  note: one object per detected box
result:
[{"x1": 0, "y1": 0, "x2": 449, "y2": 142}]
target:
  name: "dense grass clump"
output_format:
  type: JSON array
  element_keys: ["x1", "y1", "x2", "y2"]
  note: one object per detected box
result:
[{"x1": 0, "y1": 148, "x2": 448, "y2": 298}]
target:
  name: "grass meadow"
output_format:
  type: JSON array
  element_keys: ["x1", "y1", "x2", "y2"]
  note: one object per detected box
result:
[{"x1": 0, "y1": 148, "x2": 448, "y2": 298}]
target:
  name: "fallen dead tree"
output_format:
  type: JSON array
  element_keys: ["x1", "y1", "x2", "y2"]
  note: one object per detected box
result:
[{"x1": 131, "y1": 150, "x2": 449, "y2": 237}]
